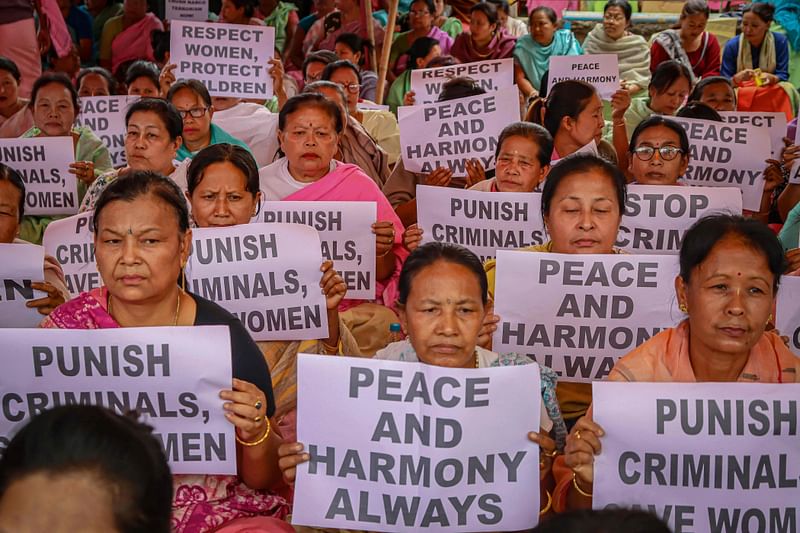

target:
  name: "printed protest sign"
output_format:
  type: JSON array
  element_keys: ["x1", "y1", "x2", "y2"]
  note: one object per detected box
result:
[
  {"x1": 791, "y1": 119, "x2": 800, "y2": 185},
  {"x1": 293, "y1": 354, "x2": 542, "y2": 532},
  {"x1": 257, "y1": 202, "x2": 376, "y2": 299},
  {"x1": 410, "y1": 58, "x2": 515, "y2": 104},
  {"x1": 777, "y1": 275, "x2": 800, "y2": 357},
  {"x1": 42, "y1": 212, "x2": 99, "y2": 298},
  {"x1": 77, "y1": 96, "x2": 138, "y2": 167},
  {"x1": 0, "y1": 326, "x2": 236, "y2": 474},
  {"x1": 0, "y1": 137, "x2": 77, "y2": 216},
  {"x1": 415, "y1": 185, "x2": 545, "y2": 262},
  {"x1": 187, "y1": 223, "x2": 328, "y2": 341},
  {"x1": 492, "y1": 252, "x2": 681, "y2": 382},
  {"x1": 719, "y1": 111, "x2": 787, "y2": 158},
  {"x1": 593, "y1": 382, "x2": 800, "y2": 533},
  {"x1": 548, "y1": 54, "x2": 620, "y2": 99},
  {"x1": 0, "y1": 244, "x2": 46, "y2": 328},
  {"x1": 672, "y1": 117, "x2": 770, "y2": 211},
  {"x1": 618, "y1": 185, "x2": 742, "y2": 254},
  {"x1": 171, "y1": 21, "x2": 274, "y2": 98},
  {"x1": 166, "y1": 0, "x2": 209, "y2": 21},
  {"x1": 398, "y1": 86, "x2": 520, "y2": 176}
]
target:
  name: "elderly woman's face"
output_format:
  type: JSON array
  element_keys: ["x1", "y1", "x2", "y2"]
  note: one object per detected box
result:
[
  {"x1": 602, "y1": 6, "x2": 627, "y2": 40},
  {"x1": 408, "y1": 0, "x2": 433, "y2": 32},
  {"x1": 699, "y1": 81, "x2": 735, "y2": 111},
  {"x1": 279, "y1": 104, "x2": 339, "y2": 179},
  {"x1": 0, "y1": 69, "x2": 20, "y2": 115},
  {"x1": 125, "y1": 110, "x2": 180, "y2": 174},
  {"x1": 33, "y1": 82, "x2": 76, "y2": 137},
  {"x1": 544, "y1": 170, "x2": 622, "y2": 254},
  {"x1": 127, "y1": 76, "x2": 159, "y2": 97},
  {"x1": 0, "y1": 179, "x2": 21, "y2": 244},
  {"x1": 530, "y1": 10, "x2": 556, "y2": 46},
  {"x1": 677, "y1": 234, "x2": 775, "y2": 361},
  {"x1": 189, "y1": 161, "x2": 260, "y2": 227},
  {"x1": 628, "y1": 125, "x2": 688, "y2": 185},
  {"x1": 78, "y1": 73, "x2": 111, "y2": 97},
  {"x1": 399, "y1": 260, "x2": 486, "y2": 368},
  {"x1": 495, "y1": 135, "x2": 547, "y2": 192},
  {"x1": 95, "y1": 194, "x2": 191, "y2": 306}
]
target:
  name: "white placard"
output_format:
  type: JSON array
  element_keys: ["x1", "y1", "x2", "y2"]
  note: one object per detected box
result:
[
  {"x1": 671, "y1": 117, "x2": 770, "y2": 211},
  {"x1": 791, "y1": 120, "x2": 800, "y2": 185},
  {"x1": 409, "y1": 58, "x2": 515, "y2": 105},
  {"x1": 777, "y1": 275, "x2": 800, "y2": 356},
  {"x1": 593, "y1": 381, "x2": 800, "y2": 533},
  {"x1": 76, "y1": 96, "x2": 139, "y2": 168},
  {"x1": 492, "y1": 252, "x2": 681, "y2": 382},
  {"x1": 293, "y1": 354, "x2": 542, "y2": 532},
  {"x1": 719, "y1": 111, "x2": 787, "y2": 158},
  {"x1": 257, "y1": 202, "x2": 376, "y2": 299},
  {"x1": 166, "y1": 0, "x2": 209, "y2": 21},
  {"x1": 186, "y1": 223, "x2": 328, "y2": 341},
  {"x1": 0, "y1": 243, "x2": 46, "y2": 327},
  {"x1": 415, "y1": 185, "x2": 545, "y2": 262},
  {"x1": 547, "y1": 54, "x2": 620, "y2": 99},
  {"x1": 42, "y1": 211, "x2": 100, "y2": 298},
  {"x1": 171, "y1": 21, "x2": 274, "y2": 99},
  {"x1": 549, "y1": 139, "x2": 598, "y2": 167},
  {"x1": 0, "y1": 137, "x2": 77, "y2": 216},
  {"x1": 618, "y1": 185, "x2": 743, "y2": 254},
  {"x1": 0, "y1": 326, "x2": 236, "y2": 474},
  {"x1": 398, "y1": 86, "x2": 520, "y2": 176}
]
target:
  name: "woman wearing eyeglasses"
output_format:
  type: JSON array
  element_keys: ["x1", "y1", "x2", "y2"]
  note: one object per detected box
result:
[
  {"x1": 165, "y1": 79, "x2": 252, "y2": 163},
  {"x1": 321, "y1": 60, "x2": 401, "y2": 166},
  {"x1": 626, "y1": 116, "x2": 689, "y2": 185}
]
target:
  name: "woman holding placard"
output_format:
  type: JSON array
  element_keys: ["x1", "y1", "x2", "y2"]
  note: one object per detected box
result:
[
  {"x1": 186, "y1": 143, "x2": 361, "y2": 419},
  {"x1": 81, "y1": 98, "x2": 189, "y2": 212},
  {"x1": 582, "y1": 0, "x2": 649, "y2": 98},
  {"x1": 41, "y1": 171, "x2": 295, "y2": 530},
  {"x1": 19, "y1": 72, "x2": 113, "y2": 244},
  {"x1": 483, "y1": 154, "x2": 628, "y2": 428},
  {"x1": 0, "y1": 163, "x2": 68, "y2": 315},
  {"x1": 260, "y1": 92, "x2": 408, "y2": 355},
  {"x1": 0, "y1": 57, "x2": 34, "y2": 139},
  {"x1": 513, "y1": 6, "x2": 582, "y2": 100},
  {"x1": 555, "y1": 214, "x2": 800, "y2": 512},
  {"x1": 626, "y1": 116, "x2": 690, "y2": 186},
  {"x1": 451, "y1": 3, "x2": 516, "y2": 65},
  {"x1": 277, "y1": 242, "x2": 566, "y2": 515}
]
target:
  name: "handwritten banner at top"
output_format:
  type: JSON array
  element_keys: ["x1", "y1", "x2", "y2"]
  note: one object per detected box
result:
[
  {"x1": 171, "y1": 21, "x2": 274, "y2": 98},
  {"x1": 398, "y1": 86, "x2": 520, "y2": 176},
  {"x1": 671, "y1": 117, "x2": 770, "y2": 211},
  {"x1": 593, "y1": 381, "x2": 800, "y2": 533},
  {"x1": 548, "y1": 54, "x2": 620, "y2": 99},
  {"x1": 410, "y1": 58, "x2": 515, "y2": 105},
  {"x1": 0, "y1": 137, "x2": 77, "y2": 216}
]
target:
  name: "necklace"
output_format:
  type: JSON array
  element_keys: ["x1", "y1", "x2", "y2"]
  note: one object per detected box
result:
[
  {"x1": 474, "y1": 350, "x2": 480, "y2": 368},
  {"x1": 108, "y1": 292, "x2": 182, "y2": 326}
]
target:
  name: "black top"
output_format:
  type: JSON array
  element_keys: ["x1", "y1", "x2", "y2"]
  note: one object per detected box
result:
[{"x1": 191, "y1": 293, "x2": 275, "y2": 418}]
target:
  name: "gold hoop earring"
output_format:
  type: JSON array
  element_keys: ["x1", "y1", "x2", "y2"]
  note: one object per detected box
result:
[
  {"x1": 180, "y1": 263, "x2": 187, "y2": 292},
  {"x1": 679, "y1": 303, "x2": 688, "y2": 313}
]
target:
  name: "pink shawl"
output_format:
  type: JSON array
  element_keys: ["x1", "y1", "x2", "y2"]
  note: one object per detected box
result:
[
  {"x1": 284, "y1": 162, "x2": 408, "y2": 311},
  {"x1": 111, "y1": 13, "x2": 164, "y2": 75},
  {"x1": 40, "y1": 287, "x2": 119, "y2": 329}
]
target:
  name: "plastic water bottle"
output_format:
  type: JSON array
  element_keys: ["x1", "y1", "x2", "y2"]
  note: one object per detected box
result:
[{"x1": 389, "y1": 323, "x2": 404, "y2": 342}]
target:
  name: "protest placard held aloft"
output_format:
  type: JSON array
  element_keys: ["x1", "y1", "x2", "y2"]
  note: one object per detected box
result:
[
  {"x1": 256, "y1": 201, "x2": 376, "y2": 299},
  {"x1": 292, "y1": 354, "x2": 542, "y2": 532},
  {"x1": 492, "y1": 251, "x2": 681, "y2": 382},
  {"x1": 186, "y1": 223, "x2": 328, "y2": 341},
  {"x1": 671, "y1": 117, "x2": 770, "y2": 211},
  {"x1": 399, "y1": 86, "x2": 520, "y2": 176},
  {"x1": 719, "y1": 111, "x2": 787, "y2": 158},
  {"x1": 618, "y1": 185, "x2": 742, "y2": 254},
  {"x1": 42, "y1": 211, "x2": 99, "y2": 298},
  {"x1": 0, "y1": 326, "x2": 236, "y2": 474},
  {"x1": 166, "y1": 0, "x2": 209, "y2": 21},
  {"x1": 76, "y1": 96, "x2": 139, "y2": 168},
  {"x1": 777, "y1": 275, "x2": 800, "y2": 357},
  {"x1": 0, "y1": 137, "x2": 77, "y2": 216},
  {"x1": 416, "y1": 185, "x2": 545, "y2": 262},
  {"x1": 409, "y1": 58, "x2": 515, "y2": 105},
  {"x1": 171, "y1": 21, "x2": 274, "y2": 99},
  {"x1": 593, "y1": 381, "x2": 800, "y2": 533},
  {"x1": 548, "y1": 54, "x2": 620, "y2": 99},
  {"x1": 0, "y1": 243, "x2": 46, "y2": 327}
]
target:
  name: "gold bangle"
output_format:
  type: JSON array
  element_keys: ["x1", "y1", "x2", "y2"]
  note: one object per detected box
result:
[
  {"x1": 321, "y1": 339, "x2": 339, "y2": 354},
  {"x1": 572, "y1": 471, "x2": 593, "y2": 498},
  {"x1": 613, "y1": 122, "x2": 626, "y2": 127},
  {"x1": 236, "y1": 417, "x2": 271, "y2": 447},
  {"x1": 539, "y1": 489, "x2": 552, "y2": 515}
]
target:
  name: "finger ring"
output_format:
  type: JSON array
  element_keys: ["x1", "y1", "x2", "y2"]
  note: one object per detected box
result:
[
  {"x1": 542, "y1": 449, "x2": 558, "y2": 458},
  {"x1": 575, "y1": 430, "x2": 582, "y2": 440},
  {"x1": 253, "y1": 415, "x2": 263, "y2": 423},
  {"x1": 254, "y1": 400, "x2": 262, "y2": 410}
]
